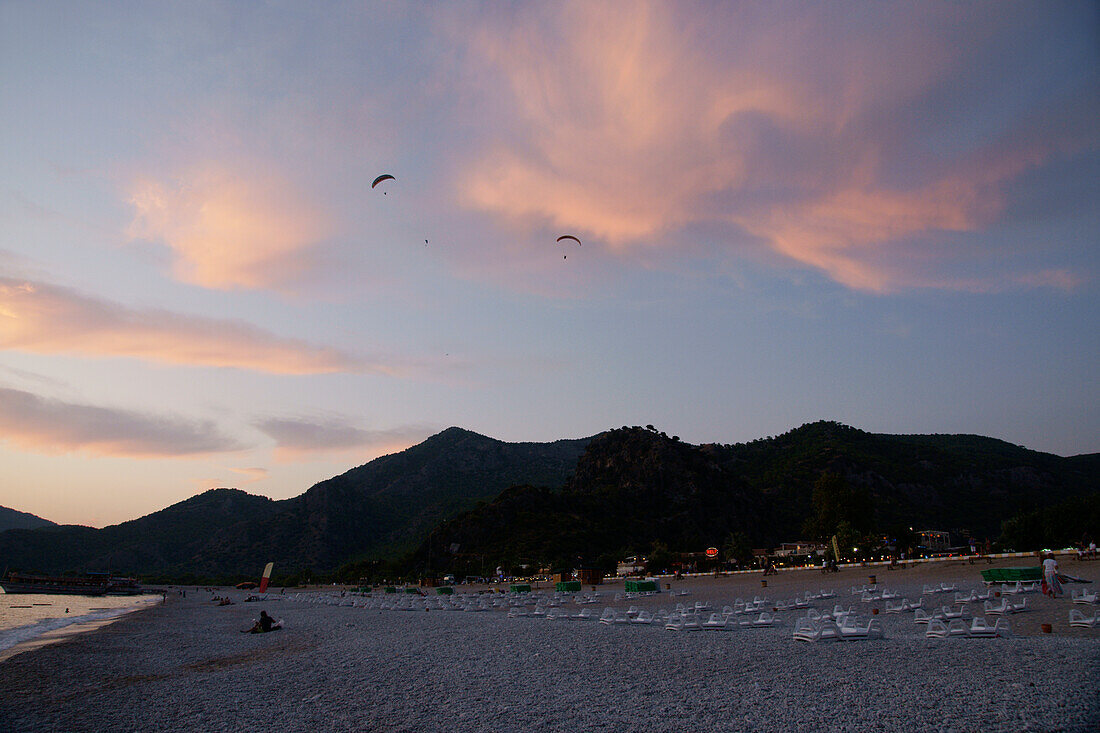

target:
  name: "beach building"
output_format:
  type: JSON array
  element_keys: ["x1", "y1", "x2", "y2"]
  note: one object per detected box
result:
[
  {"x1": 917, "y1": 530, "x2": 951, "y2": 552},
  {"x1": 773, "y1": 542, "x2": 825, "y2": 557},
  {"x1": 575, "y1": 567, "x2": 602, "y2": 585}
]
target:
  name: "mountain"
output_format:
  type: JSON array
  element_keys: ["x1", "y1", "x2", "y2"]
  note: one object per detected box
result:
[
  {"x1": 404, "y1": 426, "x2": 765, "y2": 574},
  {"x1": 0, "y1": 489, "x2": 281, "y2": 577},
  {"x1": 3, "y1": 422, "x2": 1096, "y2": 580},
  {"x1": 408, "y1": 422, "x2": 1100, "y2": 574},
  {"x1": 720, "y1": 421, "x2": 1099, "y2": 540},
  {"x1": 0, "y1": 505, "x2": 56, "y2": 532},
  {"x1": 0, "y1": 428, "x2": 592, "y2": 577}
]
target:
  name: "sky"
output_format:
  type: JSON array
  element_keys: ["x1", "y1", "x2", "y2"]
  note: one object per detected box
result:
[{"x1": 1, "y1": 1, "x2": 1097, "y2": 528}]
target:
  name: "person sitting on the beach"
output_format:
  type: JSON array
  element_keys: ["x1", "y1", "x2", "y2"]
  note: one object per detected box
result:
[{"x1": 243, "y1": 610, "x2": 278, "y2": 634}]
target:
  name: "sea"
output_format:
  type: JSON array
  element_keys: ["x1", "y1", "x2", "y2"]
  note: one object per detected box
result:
[{"x1": 0, "y1": 591, "x2": 161, "y2": 660}]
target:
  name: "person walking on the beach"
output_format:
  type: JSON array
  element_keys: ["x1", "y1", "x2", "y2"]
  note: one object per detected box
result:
[{"x1": 1042, "y1": 553, "x2": 1062, "y2": 597}]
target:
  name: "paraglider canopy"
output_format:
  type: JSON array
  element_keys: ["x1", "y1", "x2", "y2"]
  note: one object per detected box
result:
[
  {"x1": 372, "y1": 174, "x2": 395, "y2": 189},
  {"x1": 556, "y1": 235, "x2": 581, "y2": 259}
]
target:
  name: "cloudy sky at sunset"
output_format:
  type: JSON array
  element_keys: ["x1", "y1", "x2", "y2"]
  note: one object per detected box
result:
[{"x1": 2, "y1": 2, "x2": 1097, "y2": 526}]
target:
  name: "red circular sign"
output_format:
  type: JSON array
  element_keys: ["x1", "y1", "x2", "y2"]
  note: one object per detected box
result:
[{"x1": 705, "y1": 547, "x2": 719, "y2": 558}]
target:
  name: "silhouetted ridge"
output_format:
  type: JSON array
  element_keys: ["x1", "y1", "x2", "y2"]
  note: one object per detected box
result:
[
  {"x1": 0, "y1": 429, "x2": 592, "y2": 576},
  {"x1": 0, "y1": 505, "x2": 57, "y2": 532},
  {"x1": 1, "y1": 423, "x2": 1096, "y2": 579},
  {"x1": 411, "y1": 423, "x2": 1099, "y2": 575}
]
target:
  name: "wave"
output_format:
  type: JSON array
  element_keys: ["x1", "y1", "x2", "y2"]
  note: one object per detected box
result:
[{"x1": 0, "y1": 598, "x2": 159, "y2": 653}]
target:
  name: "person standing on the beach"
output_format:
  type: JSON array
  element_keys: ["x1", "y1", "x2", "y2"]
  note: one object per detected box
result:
[{"x1": 1042, "y1": 553, "x2": 1062, "y2": 597}]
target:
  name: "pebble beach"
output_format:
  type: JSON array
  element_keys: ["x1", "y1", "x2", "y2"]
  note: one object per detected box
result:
[{"x1": 2, "y1": 558, "x2": 1098, "y2": 732}]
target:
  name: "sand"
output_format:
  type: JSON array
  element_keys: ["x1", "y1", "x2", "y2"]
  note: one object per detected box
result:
[{"x1": 1, "y1": 557, "x2": 1098, "y2": 732}]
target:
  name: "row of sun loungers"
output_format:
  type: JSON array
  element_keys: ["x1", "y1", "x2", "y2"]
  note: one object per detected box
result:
[
  {"x1": 984, "y1": 597, "x2": 1029, "y2": 615},
  {"x1": 665, "y1": 611, "x2": 781, "y2": 631},
  {"x1": 792, "y1": 616, "x2": 883, "y2": 642},
  {"x1": 926, "y1": 617, "x2": 1011, "y2": 638},
  {"x1": 885, "y1": 598, "x2": 922, "y2": 612},
  {"x1": 991, "y1": 581, "x2": 1039, "y2": 595},
  {"x1": 912, "y1": 606, "x2": 974, "y2": 623},
  {"x1": 574, "y1": 604, "x2": 1100, "y2": 631},
  {"x1": 921, "y1": 583, "x2": 958, "y2": 595}
]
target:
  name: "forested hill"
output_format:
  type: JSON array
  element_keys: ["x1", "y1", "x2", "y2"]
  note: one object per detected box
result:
[
  {"x1": 0, "y1": 428, "x2": 593, "y2": 577},
  {"x1": 0, "y1": 505, "x2": 56, "y2": 533},
  {"x1": 2, "y1": 422, "x2": 1095, "y2": 580},
  {"x1": 407, "y1": 423, "x2": 1099, "y2": 574}
]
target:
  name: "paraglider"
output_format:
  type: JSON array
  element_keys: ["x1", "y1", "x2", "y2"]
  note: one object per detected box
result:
[
  {"x1": 556, "y1": 235, "x2": 582, "y2": 259},
  {"x1": 372, "y1": 174, "x2": 395, "y2": 194}
]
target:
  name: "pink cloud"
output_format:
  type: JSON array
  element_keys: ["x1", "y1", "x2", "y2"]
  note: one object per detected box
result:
[
  {"x1": 230, "y1": 466, "x2": 270, "y2": 483},
  {"x1": 450, "y1": 2, "x2": 1095, "y2": 292},
  {"x1": 127, "y1": 163, "x2": 333, "y2": 291},
  {"x1": 255, "y1": 415, "x2": 430, "y2": 461},
  {"x1": 192, "y1": 466, "x2": 269, "y2": 492},
  {"x1": 0, "y1": 277, "x2": 394, "y2": 375},
  {"x1": 0, "y1": 386, "x2": 245, "y2": 458}
]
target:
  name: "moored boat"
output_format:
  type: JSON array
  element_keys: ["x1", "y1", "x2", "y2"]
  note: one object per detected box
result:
[
  {"x1": 0, "y1": 572, "x2": 110, "y2": 596},
  {"x1": 106, "y1": 576, "x2": 142, "y2": 595}
]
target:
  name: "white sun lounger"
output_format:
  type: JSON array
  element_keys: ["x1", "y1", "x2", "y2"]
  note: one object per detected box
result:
[
  {"x1": 967, "y1": 617, "x2": 1011, "y2": 638},
  {"x1": 700, "y1": 612, "x2": 730, "y2": 630},
  {"x1": 664, "y1": 613, "x2": 702, "y2": 631},
  {"x1": 741, "y1": 611, "x2": 780, "y2": 627},
  {"x1": 1069, "y1": 608, "x2": 1100, "y2": 628},
  {"x1": 599, "y1": 608, "x2": 631, "y2": 625},
  {"x1": 793, "y1": 617, "x2": 841, "y2": 642},
  {"x1": 939, "y1": 605, "x2": 971, "y2": 620},
  {"x1": 1071, "y1": 589, "x2": 1099, "y2": 605},
  {"x1": 838, "y1": 616, "x2": 884, "y2": 640},
  {"x1": 914, "y1": 608, "x2": 944, "y2": 624},
  {"x1": 926, "y1": 618, "x2": 967, "y2": 638},
  {"x1": 928, "y1": 617, "x2": 1010, "y2": 638}
]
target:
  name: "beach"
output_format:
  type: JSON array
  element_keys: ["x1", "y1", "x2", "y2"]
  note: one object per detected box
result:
[{"x1": 1, "y1": 558, "x2": 1098, "y2": 732}]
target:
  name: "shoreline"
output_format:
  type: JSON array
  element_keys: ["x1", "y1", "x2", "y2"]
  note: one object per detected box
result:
[{"x1": 0, "y1": 594, "x2": 163, "y2": 664}]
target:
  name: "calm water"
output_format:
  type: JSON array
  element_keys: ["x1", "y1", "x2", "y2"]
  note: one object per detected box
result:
[{"x1": 0, "y1": 591, "x2": 161, "y2": 656}]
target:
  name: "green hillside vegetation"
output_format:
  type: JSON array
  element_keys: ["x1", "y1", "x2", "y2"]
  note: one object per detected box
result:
[
  {"x1": 0, "y1": 428, "x2": 592, "y2": 579},
  {"x1": 395, "y1": 423, "x2": 1099, "y2": 581},
  {"x1": 2, "y1": 421, "x2": 1096, "y2": 584}
]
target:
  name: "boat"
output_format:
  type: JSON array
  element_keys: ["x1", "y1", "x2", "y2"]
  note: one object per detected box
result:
[
  {"x1": 1, "y1": 572, "x2": 110, "y2": 596},
  {"x1": 106, "y1": 576, "x2": 143, "y2": 595}
]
